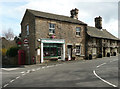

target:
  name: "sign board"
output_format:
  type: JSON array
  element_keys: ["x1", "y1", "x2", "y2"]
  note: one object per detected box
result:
[
  {"x1": 41, "y1": 39, "x2": 65, "y2": 44},
  {"x1": 24, "y1": 44, "x2": 29, "y2": 47},
  {"x1": 17, "y1": 41, "x2": 22, "y2": 47},
  {"x1": 37, "y1": 49, "x2": 40, "y2": 55},
  {"x1": 24, "y1": 38, "x2": 29, "y2": 44},
  {"x1": 23, "y1": 38, "x2": 29, "y2": 46}
]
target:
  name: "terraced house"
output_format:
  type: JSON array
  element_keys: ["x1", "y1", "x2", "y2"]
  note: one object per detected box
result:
[
  {"x1": 86, "y1": 16, "x2": 120, "y2": 59},
  {"x1": 21, "y1": 8, "x2": 120, "y2": 64}
]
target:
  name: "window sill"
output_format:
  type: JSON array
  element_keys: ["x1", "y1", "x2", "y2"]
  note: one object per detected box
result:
[
  {"x1": 48, "y1": 33, "x2": 55, "y2": 36},
  {"x1": 80, "y1": 55, "x2": 85, "y2": 56},
  {"x1": 75, "y1": 35, "x2": 81, "y2": 38},
  {"x1": 92, "y1": 53, "x2": 97, "y2": 55},
  {"x1": 76, "y1": 53, "x2": 81, "y2": 56}
]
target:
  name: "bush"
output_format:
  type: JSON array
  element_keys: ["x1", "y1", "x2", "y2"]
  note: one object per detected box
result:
[
  {"x1": 107, "y1": 53, "x2": 110, "y2": 57},
  {"x1": 1, "y1": 48, "x2": 7, "y2": 56},
  {"x1": 6, "y1": 47, "x2": 19, "y2": 57}
]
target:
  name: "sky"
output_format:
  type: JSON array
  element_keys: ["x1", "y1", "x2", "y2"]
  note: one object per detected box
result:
[{"x1": 0, "y1": 0, "x2": 119, "y2": 38}]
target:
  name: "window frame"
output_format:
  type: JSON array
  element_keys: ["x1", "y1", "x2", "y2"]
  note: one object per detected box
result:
[
  {"x1": 76, "y1": 45, "x2": 81, "y2": 55},
  {"x1": 76, "y1": 27, "x2": 81, "y2": 36},
  {"x1": 92, "y1": 48, "x2": 97, "y2": 55},
  {"x1": 49, "y1": 23, "x2": 55, "y2": 35},
  {"x1": 26, "y1": 24, "x2": 29, "y2": 36}
]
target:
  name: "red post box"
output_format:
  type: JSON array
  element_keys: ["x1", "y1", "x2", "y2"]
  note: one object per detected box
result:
[{"x1": 18, "y1": 50, "x2": 25, "y2": 65}]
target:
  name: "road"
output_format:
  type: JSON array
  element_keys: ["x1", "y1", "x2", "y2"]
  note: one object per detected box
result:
[{"x1": 1, "y1": 56, "x2": 119, "y2": 88}]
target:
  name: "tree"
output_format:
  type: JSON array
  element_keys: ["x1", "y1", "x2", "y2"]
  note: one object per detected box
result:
[
  {"x1": 2, "y1": 28, "x2": 14, "y2": 40},
  {"x1": 6, "y1": 46, "x2": 19, "y2": 57},
  {"x1": 14, "y1": 33, "x2": 21, "y2": 44}
]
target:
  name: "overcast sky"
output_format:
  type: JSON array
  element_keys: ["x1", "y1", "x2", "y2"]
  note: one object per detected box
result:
[{"x1": 0, "y1": 0, "x2": 119, "y2": 38}]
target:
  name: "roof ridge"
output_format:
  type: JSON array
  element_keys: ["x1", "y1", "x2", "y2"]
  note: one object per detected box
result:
[
  {"x1": 87, "y1": 26, "x2": 119, "y2": 40},
  {"x1": 27, "y1": 9, "x2": 71, "y2": 18},
  {"x1": 102, "y1": 29, "x2": 118, "y2": 39},
  {"x1": 26, "y1": 9, "x2": 87, "y2": 25}
]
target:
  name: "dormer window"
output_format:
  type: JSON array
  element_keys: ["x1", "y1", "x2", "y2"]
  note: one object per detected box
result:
[
  {"x1": 49, "y1": 23, "x2": 55, "y2": 35},
  {"x1": 76, "y1": 27, "x2": 81, "y2": 36}
]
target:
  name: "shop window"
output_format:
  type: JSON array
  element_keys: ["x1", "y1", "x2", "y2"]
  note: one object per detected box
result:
[
  {"x1": 49, "y1": 23, "x2": 55, "y2": 35},
  {"x1": 76, "y1": 27, "x2": 81, "y2": 36},
  {"x1": 76, "y1": 45, "x2": 81, "y2": 55},
  {"x1": 43, "y1": 43, "x2": 62, "y2": 58}
]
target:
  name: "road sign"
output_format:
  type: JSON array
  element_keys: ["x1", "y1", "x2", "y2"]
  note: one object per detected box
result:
[
  {"x1": 24, "y1": 38, "x2": 29, "y2": 44},
  {"x1": 23, "y1": 38, "x2": 29, "y2": 46}
]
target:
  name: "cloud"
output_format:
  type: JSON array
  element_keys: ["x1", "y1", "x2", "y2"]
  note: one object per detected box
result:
[
  {"x1": 0, "y1": 0, "x2": 118, "y2": 37},
  {"x1": 103, "y1": 19, "x2": 118, "y2": 37}
]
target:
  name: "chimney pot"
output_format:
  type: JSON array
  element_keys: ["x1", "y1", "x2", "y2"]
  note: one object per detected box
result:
[
  {"x1": 70, "y1": 8, "x2": 79, "y2": 19},
  {"x1": 95, "y1": 16, "x2": 102, "y2": 29}
]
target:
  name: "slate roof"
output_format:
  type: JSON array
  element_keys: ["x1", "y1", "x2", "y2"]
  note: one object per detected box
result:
[
  {"x1": 87, "y1": 26, "x2": 119, "y2": 40},
  {"x1": 27, "y1": 9, "x2": 87, "y2": 25}
]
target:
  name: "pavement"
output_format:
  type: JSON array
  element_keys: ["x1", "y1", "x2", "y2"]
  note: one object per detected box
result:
[{"x1": 1, "y1": 56, "x2": 119, "y2": 89}]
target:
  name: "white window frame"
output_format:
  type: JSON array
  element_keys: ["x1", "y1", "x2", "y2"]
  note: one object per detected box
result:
[
  {"x1": 49, "y1": 23, "x2": 55, "y2": 35},
  {"x1": 76, "y1": 27, "x2": 81, "y2": 36},
  {"x1": 26, "y1": 24, "x2": 29, "y2": 36},
  {"x1": 76, "y1": 45, "x2": 81, "y2": 55}
]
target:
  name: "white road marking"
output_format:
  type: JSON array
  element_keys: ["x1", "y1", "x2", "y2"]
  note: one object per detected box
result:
[
  {"x1": 21, "y1": 71, "x2": 25, "y2": 74},
  {"x1": 93, "y1": 70, "x2": 117, "y2": 87},
  {"x1": 16, "y1": 76, "x2": 20, "y2": 79},
  {"x1": 31, "y1": 69, "x2": 35, "y2": 72},
  {"x1": 2, "y1": 68, "x2": 19, "y2": 71},
  {"x1": 2, "y1": 64, "x2": 64, "y2": 88},
  {"x1": 42, "y1": 66, "x2": 45, "y2": 68},
  {"x1": 97, "y1": 63, "x2": 106, "y2": 68},
  {"x1": 36, "y1": 68, "x2": 40, "y2": 70},
  {"x1": 46, "y1": 66, "x2": 52, "y2": 68},
  {"x1": 26, "y1": 70, "x2": 31, "y2": 73},
  {"x1": 3, "y1": 83, "x2": 9, "y2": 87},
  {"x1": 9, "y1": 79, "x2": 15, "y2": 83}
]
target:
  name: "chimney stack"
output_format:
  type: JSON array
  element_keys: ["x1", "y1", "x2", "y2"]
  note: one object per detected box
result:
[
  {"x1": 95, "y1": 16, "x2": 102, "y2": 29},
  {"x1": 70, "y1": 8, "x2": 79, "y2": 19}
]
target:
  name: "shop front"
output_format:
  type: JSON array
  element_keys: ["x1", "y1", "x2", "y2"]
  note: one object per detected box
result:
[{"x1": 40, "y1": 39, "x2": 65, "y2": 63}]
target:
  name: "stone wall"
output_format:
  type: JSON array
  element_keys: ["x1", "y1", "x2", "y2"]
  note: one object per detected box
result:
[
  {"x1": 21, "y1": 11, "x2": 36, "y2": 64},
  {"x1": 35, "y1": 17, "x2": 86, "y2": 61},
  {"x1": 87, "y1": 36, "x2": 119, "y2": 59}
]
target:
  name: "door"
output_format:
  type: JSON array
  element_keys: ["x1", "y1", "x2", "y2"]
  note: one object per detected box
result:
[
  {"x1": 103, "y1": 47, "x2": 105, "y2": 57},
  {"x1": 67, "y1": 45, "x2": 72, "y2": 60}
]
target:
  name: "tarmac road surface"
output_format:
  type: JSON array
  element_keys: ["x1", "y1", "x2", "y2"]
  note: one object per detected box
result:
[{"x1": 1, "y1": 56, "x2": 119, "y2": 88}]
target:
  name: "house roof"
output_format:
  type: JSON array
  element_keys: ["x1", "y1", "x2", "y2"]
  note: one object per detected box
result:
[
  {"x1": 87, "y1": 26, "x2": 119, "y2": 40},
  {"x1": 27, "y1": 9, "x2": 87, "y2": 25}
]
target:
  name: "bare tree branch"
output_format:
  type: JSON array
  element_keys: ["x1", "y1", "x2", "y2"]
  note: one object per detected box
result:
[{"x1": 2, "y1": 28, "x2": 14, "y2": 40}]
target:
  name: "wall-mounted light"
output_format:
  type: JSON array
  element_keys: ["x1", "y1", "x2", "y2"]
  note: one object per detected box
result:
[{"x1": 37, "y1": 39, "x2": 41, "y2": 42}]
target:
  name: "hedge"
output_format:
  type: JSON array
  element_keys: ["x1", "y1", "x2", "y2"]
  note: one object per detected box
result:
[{"x1": 6, "y1": 47, "x2": 19, "y2": 57}]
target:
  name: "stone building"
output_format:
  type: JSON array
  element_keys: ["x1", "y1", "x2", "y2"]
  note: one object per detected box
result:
[
  {"x1": 86, "y1": 16, "x2": 119, "y2": 59},
  {"x1": 21, "y1": 8, "x2": 119, "y2": 64},
  {"x1": 21, "y1": 8, "x2": 87, "y2": 64}
]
